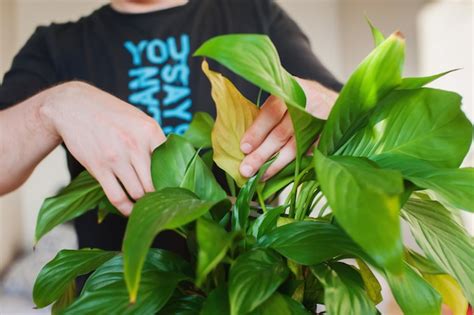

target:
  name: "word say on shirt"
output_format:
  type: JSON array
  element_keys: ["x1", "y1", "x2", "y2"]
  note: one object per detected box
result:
[{"x1": 124, "y1": 34, "x2": 192, "y2": 135}]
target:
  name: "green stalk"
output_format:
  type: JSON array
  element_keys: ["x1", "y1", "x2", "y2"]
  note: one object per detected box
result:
[
  {"x1": 288, "y1": 158, "x2": 301, "y2": 218},
  {"x1": 257, "y1": 189, "x2": 267, "y2": 212}
]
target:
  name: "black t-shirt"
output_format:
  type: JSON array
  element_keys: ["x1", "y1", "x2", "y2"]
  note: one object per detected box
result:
[{"x1": 0, "y1": 0, "x2": 341, "y2": 256}]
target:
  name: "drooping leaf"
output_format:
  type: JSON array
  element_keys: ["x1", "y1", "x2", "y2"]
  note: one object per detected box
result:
[
  {"x1": 63, "y1": 252, "x2": 185, "y2": 315},
  {"x1": 180, "y1": 150, "x2": 227, "y2": 202},
  {"x1": 366, "y1": 17, "x2": 385, "y2": 46},
  {"x1": 311, "y1": 262, "x2": 377, "y2": 315},
  {"x1": 33, "y1": 249, "x2": 117, "y2": 308},
  {"x1": 319, "y1": 31, "x2": 405, "y2": 155},
  {"x1": 157, "y1": 294, "x2": 205, "y2": 315},
  {"x1": 313, "y1": 151, "x2": 404, "y2": 272},
  {"x1": 342, "y1": 88, "x2": 471, "y2": 168},
  {"x1": 232, "y1": 157, "x2": 275, "y2": 231},
  {"x1": 398, "y1": 69, "x2": 459, "y2": 90},
  {"x1": 123, "y1": 188, "x2": 230, "y2": 302},
  {"x1": 249, "y1": 292, "x2": 309, "y2": 315},
  {"x1": 250, "y1": 206, "x2": 286, "y2": 239},
  {"x1": 196, "y1": 218, "x2": 234, "y2": 286},
  {"x1": 356, "y1": 259, "x2": 383, "y2": 305},
  {"x1": 374, "y1": 154, "x2": 474, "y2": 212},
  {"x1": 385, "y1": 263, "x2": 441, "y2": 315},
  {"x1": 195, "y1": 35, "x2": 324, "y2": 165},
  {"x1": 405, "y1": 249, "x2": 444, "y2": 275},
  {"x1": 151, "y1": 135, "x2": 225, "y2": 201},
  {"x1": 259, "y1": 221, "x2": 364, "y2": 265},
  {"x1": 201, "y1": 60, "x2": 259, "y2": 186},
  {"x1": 402, "y1": 197, "x2": 474, "y2": 304},
  {"x1": 229, "y1": 248, "x2": 289, "y2": 315},
  {"x1": 183, "y1": 112, "x2": 214, "y2": 149},
  {"x1": 200, "y1": 286, "x2": 230, "y2": 315},
  {"x1": 51, "y1": 280, "x2": 76, "y2": 315},
  {"x1": 35, "y1": 171, "x2": 104, "y2": 242},
  {"x1": 423, "y1": 273, "x2": 469, "y2": 315}
]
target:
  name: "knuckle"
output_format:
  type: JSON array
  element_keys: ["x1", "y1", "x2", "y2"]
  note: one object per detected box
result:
[
  {"x1": 129, "y1": 188, "x2": 144, "y2": 201},
  {"x1": 109, "y1": 194, "x2": 127, "y2": 207},
  {"x1": 249, "y1": 151, "x2": 266, "y2": 165},
  {"x1": 104, "y1": 151, "x2": 120, "y2": 164},
  {"x1": 272, "y1": 125, "x2": 291, "y2": 141}
]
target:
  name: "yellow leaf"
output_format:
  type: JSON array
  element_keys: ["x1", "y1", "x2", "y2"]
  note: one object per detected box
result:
[
  {"x1": 201, "y1": 60, "x2": 259, "y2": 187},
  {"x1": 423, "y1": 273, "x2": 468, "y2": 315}
]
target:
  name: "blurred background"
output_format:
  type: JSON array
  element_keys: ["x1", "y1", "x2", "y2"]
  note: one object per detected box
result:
[{"x1": 0, "y1": 0, "x2": 472, "y2": 314}]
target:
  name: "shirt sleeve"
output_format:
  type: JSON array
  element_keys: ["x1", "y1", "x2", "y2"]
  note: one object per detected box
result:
[
  {"x1": 0, "y1": 26, "x2": 59, "y2": 110},
  {"x1": 264, "y1": 1, "x2": 343, "y2": 92}
]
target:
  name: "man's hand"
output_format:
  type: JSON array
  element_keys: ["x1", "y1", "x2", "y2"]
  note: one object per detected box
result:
[
  {"x1": 41, "y1": 82, "x2": 165, "y2": 215},
  {"x1": 239, "y1": 79, "x2": 338, "y2": 181}
]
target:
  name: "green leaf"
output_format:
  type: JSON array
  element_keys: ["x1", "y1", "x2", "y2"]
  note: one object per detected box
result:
[
  {"x1": 200, "y1": 286, "x2": 230, "y2": 315},
  {"x1": 313, "y1": 151, "x2": 404, "y2": 272},
  {"x1": 366, "y1": 17, "x2": 385, "y2": 46},
  {"x1": 33, "y1": 249, "x2": 117, "y2": 308},
  {"x1": 123, "y1": 188, "x2": 230, "y2": 302},
  {"x1": 249, "y1": 292, "x2": 309, "y2": 315},
  {"x1": 405, "y1": 249, "x2": 444, "y2": 275},
  {"x1": 158, "y1": 295, "x2": 205, "y2": 315},
  {"x1": 374, "y1": 154, "x2": 474, "y2": 212},
  {"x1": 97, "y1": 197, "x2": 122, "y2": 224},
  {"x1": 250, "y1": 206, "x2": 286, "y2": 239},
  {"x1": 195, "y1": 34, "x2": 324, "y2": 164},
  {"x1": 35, "y1": 171, "x2": 104, "y2": 242},
  {"x1": 229, "y1": 248, "x2": 289, "y2": 315},
  {"x1": 422, "y1": 273, "x2": 469, "y2": 315},
  {"x1": 342, "y1": 88, "x2": 471, "y2": 168},
  {"x1": 385, "y1": 263, "x2": 441, "y2": 315},
  {"x1": 152, "y1": 135, "x2": 225, "y2": 201},
  {"x1": 259, "y1": 221, "x2": 364, "y2": 265},
  {"x1": 356, "y1": 259, "x2": 383, "y2": 304},
  {"x1": 183, "y1": 112, "x2": 214, "y2": 149},
  {"x1": 196, "y1": 218, "x2": 234, "y2": 286},
  {"x1": 398, "y1": 69, "x2": 459, "y2": 89},
  {"x1": 311, "y1": 262, "x2": 377, "y2": 315},
  {"x1": 51, "y1": 281, "x2": 76, "y2": 315},
  {"x1": 319, "y1": 31, "x2": 405, "y2": 155},
  {"x1": 201, "y1": 60, "x2": 259, "y2": 187},
  {"x1": 64, "y1": 252, "x2": 184, "y2": 315},
  {"x1": 181, "y1": 150, "x2": 227, "y2": 202},
  {"x1": 232, "y1": 157, "x2": 274, "y2": 231},
  {"x1": 402, "y1": 197, "x2": 474, "y2": 304}
]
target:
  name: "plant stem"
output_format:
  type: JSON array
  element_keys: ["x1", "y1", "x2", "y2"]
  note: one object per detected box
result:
[
  {"x1": 256, "y1": 88, "x2": 263, "y2": 107},
  {"x1": 225, "y1": 173, "x2": 236, "y2": 197},
  {"x1": 257, "y1": 189, "x2": 267, "y2": 212},
  {"x1": 317, "y1": 202, "x2": 329, "y2": 218},
  {"x1": 288, "y1": 158, "x2": 300, "y2": 218}
]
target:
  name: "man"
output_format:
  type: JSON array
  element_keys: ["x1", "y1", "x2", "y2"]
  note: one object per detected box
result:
[{"x1": 0, "y1": 0, "x2": 340, "y2": 255}]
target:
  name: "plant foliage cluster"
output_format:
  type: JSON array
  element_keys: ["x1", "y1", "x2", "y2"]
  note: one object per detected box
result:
[{"x1": 33, "y1": 23, "x2": 473, "y2": 314}]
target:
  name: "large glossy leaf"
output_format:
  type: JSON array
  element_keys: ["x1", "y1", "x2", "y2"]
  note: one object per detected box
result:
[
  {"x1": 183, "y1": 112, "x2": 214, "y2": 149},
  {"x1": 195, "y1": 35, "x2": 324, "y2": 165},
  {"x1": 385, "y1": 263, "x2": 441, "y2": 315},
  {"x1": 342, "y1": 88, "x2": 471, "y2": 168},
  {"x1": 423, "y1": 273, "x2": 469, "y2": 315},
  {"x1": 151, "y1": 135, "x2": 225, "y2": 201},
  {"x1": 123, "y1": 188, "x2": 230, "y2": 302},
  {"x1": 51, "y1": 280, "x2": 76, "y2": 315},
  {"x1": 201, "y1": 60, "x2": 259, "y2": 187},
  {"x1": 158, "y1": 295, "x2": 204, "y2": 315},
  {"x1": 196, "y1": 218, "x2": 234, "y2": 286},
  {"x1": 249, "y1": 292, "x2": 309, "y2": 315},
  {"x1": 200, "y1": 286, "x2": 230, "y2": 315},
  {"x1": 319, "y1": 32, "x2": 405, "y2": 155},
  {"x1": 374, "y1": 154, "x2": 474, "y2": 212},
  {"x1": 259, "y1": 221, "x2": 364, "y2": 265},
  {"x1": 402, "y1": 197, "x2": 474, "y2": 304},
  {"x1": 229, "y1": 248, "x2": 289, "y2": 315},
  {"x1": 35, "y1": 171, "x2": 104, "y2": 242},
  {"x1": 250, "y1": 206, "x2": 286, "y2": 239},
  {"x1": 313, "y1": 151, "x2": 404, "y2": 272},
  {"x1": 33, "y1": 249, "x2": 117, "y2": 308},
  {"x1": 311, "y1": 262, "x2": 377, "y2": 315},
  {"x1": 64, "y1": 252, "x2": 185, "y2": 315}
]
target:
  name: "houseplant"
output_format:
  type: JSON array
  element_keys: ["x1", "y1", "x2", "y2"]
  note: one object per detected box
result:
[{"x1": 32, "y1": 22, "x2": 473, "y2": 314}]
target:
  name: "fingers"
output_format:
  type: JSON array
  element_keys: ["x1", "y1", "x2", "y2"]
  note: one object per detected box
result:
[
  {"x1": 131, "y1": 151, "x2": 155, "y2": 193},
  {"x1": 240, "y1": 95, "x2": 286, "y2": 154},
  {"x1": 95, "y1": 170, "x2": 134, "y2": 216},
  {"x1": 240, "y1": 112, "x2": 293, "y2": 178},
  {"x1": 114, "y1": 163, "x2": 146, "y2": 202},
  {"x1": 262, "y1": 137, "x2": 297, "y2": 181}
]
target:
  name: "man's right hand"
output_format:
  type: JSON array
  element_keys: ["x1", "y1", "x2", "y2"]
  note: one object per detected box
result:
[{"x1": 40, "y1": 81, "x2": 166, "y2": 215}]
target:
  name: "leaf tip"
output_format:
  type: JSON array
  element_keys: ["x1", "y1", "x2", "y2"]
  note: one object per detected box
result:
[{"x1": 394, "y1": 30, "x2": 405, "y2": 40}]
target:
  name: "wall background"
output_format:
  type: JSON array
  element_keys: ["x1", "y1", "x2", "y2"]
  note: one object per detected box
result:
[{"x1": 0, "y1": 0, "x2": 472, "y2": 314}]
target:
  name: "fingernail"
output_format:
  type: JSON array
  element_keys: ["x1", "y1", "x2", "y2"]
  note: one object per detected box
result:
[
  {"x1": 240, "y1": 164, "x2": 254, "y2": 177},
  {"x1": 241, "y1": 142, "x2": 252, "y2": 154}
]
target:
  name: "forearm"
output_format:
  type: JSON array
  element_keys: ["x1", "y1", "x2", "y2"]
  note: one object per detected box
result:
[{"x1": 0, "y1": 87, "x2": 61, "y2": 194}]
